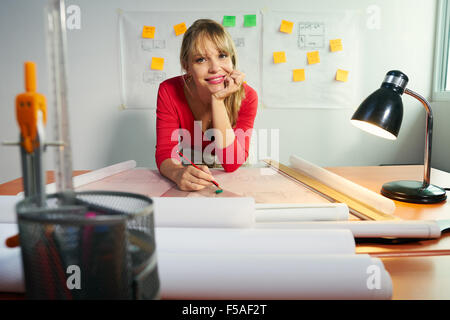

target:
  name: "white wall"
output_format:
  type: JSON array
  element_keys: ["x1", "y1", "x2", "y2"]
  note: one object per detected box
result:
[{"x1": 0, "y1": 0, "x2": 444, "y2": 184}]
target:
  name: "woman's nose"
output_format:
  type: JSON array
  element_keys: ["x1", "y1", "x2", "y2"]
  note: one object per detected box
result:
[{"x1": 208, "y1": 58, "x2": 221, "y2": 73}]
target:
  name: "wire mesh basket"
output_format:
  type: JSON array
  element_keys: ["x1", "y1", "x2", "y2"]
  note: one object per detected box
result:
[{"x1": 16, "y1": 190, "x2": 160, "y2": 300}]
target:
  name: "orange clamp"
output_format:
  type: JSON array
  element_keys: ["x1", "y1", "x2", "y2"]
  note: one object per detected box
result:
[{"x1": 15, "y1": 61, "x2": 47, "y2": 153}]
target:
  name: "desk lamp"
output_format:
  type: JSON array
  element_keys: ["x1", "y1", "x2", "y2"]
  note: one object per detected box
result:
[{"x1": 350, "y1": 70, "x2": 447, "y2": 204}]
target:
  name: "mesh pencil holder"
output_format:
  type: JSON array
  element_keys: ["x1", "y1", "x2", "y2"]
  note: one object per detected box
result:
[{"x1": 16, "y1": 190, "x2": 160, "y2": 300}]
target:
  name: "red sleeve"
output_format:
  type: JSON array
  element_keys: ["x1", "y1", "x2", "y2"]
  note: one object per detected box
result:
[
  {"x1": 155, "y1": 82, "x2": 181, "y2": 171},
  {"x1": 215, "y1": 85, "x2": 258, "y2": 172}
]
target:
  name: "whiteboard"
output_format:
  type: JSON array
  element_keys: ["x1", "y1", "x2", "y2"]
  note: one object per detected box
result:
[
  {"x1": 118, "y1": 10, "x2": 261, "y2": 109},
  {"x1": 261, "y1": 10, "x2": 361, "y2": 109}
]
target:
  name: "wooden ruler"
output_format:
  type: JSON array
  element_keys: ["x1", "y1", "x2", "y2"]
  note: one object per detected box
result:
[{"x1": 263, "y1": 159, "x2": 400, "y2": 221}]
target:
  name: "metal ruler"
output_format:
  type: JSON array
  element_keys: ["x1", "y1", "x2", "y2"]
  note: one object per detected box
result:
[{"x1": 263, "y1": 159, "x2": 400, "y2": 221}]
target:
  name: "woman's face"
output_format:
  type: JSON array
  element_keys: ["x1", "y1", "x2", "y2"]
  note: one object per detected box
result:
[{"x1": 186, "y1": 37, "x2": 234, "y2": 96}]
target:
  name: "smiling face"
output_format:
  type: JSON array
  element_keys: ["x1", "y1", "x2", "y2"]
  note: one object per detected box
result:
[{"x1": 185, "y1": 37, "x2": 234, "y2": 97}]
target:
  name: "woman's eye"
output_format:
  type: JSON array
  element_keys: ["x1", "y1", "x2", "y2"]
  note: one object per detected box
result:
[
  {"x1": 195, "y1": 57, "x2": 205, "y2": 63},
  {"x1": 219, "y1": 53, "x2": 228, "y2": 59}
]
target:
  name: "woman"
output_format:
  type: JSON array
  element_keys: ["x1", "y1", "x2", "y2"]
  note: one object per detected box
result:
[{"x1": 155, "y1": 19, "x2": 258, "y2": 191}]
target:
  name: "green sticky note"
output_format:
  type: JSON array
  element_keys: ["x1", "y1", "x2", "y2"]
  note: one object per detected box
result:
[
  {"x1": 244, "y1": 14, "x2": 257, "y2": 27},
  {"x1": 223, "y1": 15, "x2": 236, "y2": 27}
]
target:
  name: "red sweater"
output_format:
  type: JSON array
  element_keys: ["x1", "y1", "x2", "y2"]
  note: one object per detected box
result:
[{"x1": 155, "y1": 76, "x2": 258, "y2": 173}]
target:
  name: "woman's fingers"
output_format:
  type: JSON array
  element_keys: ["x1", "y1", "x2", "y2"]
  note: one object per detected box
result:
[{"x1": 177, "y1": 165, "x2": 215, "y2": 191}]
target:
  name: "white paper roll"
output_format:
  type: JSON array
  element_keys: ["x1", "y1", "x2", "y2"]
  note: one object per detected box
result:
[
  {"x1": 255, "y1": 203, "x2": 349, "y2": 221},
  {"x1": 153, "y1": 197, "x2": 255, "y2": 228},
  {"x1": 40, "y1": 160, "x2": 137, "y2": 195},
  {"x1": 155, "y1": 227, "x2": 356, "y2": 255},
  {"x1": 289, "y1": 155, "x2": 396, "y2": 215},
  {"x1": 157, "y1": 252, "x2": 392, "y2": 300},
  {"x1": 256, "y1": 220, "x2": 442, "y2": 239}
]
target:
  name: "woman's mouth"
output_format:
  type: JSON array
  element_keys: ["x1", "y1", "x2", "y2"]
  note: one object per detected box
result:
[{"x1": 205, "y1": 75, "x2": 225, "y2": 85}]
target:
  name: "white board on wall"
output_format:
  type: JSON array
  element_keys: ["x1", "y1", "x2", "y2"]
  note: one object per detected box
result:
[
  {"x1": 261, "y1": 10, "x2": 362, "y2": 109},
  {"x1": 118, "y1": 10, "x2": 261, "y2": 109}
]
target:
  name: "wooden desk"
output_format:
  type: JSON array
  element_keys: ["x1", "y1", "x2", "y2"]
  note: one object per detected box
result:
[
  {"x1": 1, "y1": 165, "x2": 449, "y2": 299},
  {"x1": 326, "y1": 165, "x2": 450, "y2": 300}
]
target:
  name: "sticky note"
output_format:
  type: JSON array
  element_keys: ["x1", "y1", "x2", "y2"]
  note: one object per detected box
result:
[
  {"x1": 330, "y1": 39, "x2": 343, "y2": 52},
  {"x1": 244, "y1": 14, "x2": 257, "y2": 27},
  {"x1": 280, "y1": 20, "x2": 294, "y2": 34},
  {"x1": 273, "y1": 51, "x2": 286, "y2": 64},
  {"x1": 142, "y1": 26, "x2": 155, "y2": 39},
  {"x1": 173, "y1": 22, "x2": 187, "y2": 36},
  {"x1": 293, "y1": 69, "x2": 305, "y2": 82},
  {"x1": 151, "y1": 57, "x2": 164, "y2": 70},
  {"x1": 336, "y1": 69, "x2": 349, "y2": 82},
  {"x1": 307, "y1": 51, "x2": 320, "y2": 64},
  {"x1": 223, "y1": 16, "x2": 236, "y2": 27}
]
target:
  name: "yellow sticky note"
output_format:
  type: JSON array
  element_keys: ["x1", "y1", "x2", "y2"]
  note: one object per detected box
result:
[
  {"x1": 273, "y1": 51, "x2": 287, "y2": 64},
  {"x1": 280, "y1": 20, "x2": 294, "y2": 34},
  {"x1": 142, "y1": 26, "x2": 155, "y2": 39},
  {"x1": 173, "y1": 22, "x2": 187, "y2": 36},
  {"x1": 330, "y1": 39, "x2": 343, "y2": 52},
  {"x1": 151, "y1": 57, "x2": 164, "y2": 70},
  {"x1": 336, "y1": 69, "x2": 349, "y2": 82},
  {"x1": 293, "y1": 69, "x2": 305, "y2": 82},
  {"x1": 307, "y1": 51, "x2": 320, "y2": 64}
]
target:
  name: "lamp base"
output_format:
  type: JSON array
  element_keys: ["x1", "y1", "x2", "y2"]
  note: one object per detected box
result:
[{"x1": 381, "y1": 180, "x2": 447, "y2": 204}]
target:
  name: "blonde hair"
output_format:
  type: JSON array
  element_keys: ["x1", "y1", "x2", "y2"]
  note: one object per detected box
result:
[{"x1": 180, "y1": 19, "x2": 245, "y2": 127}]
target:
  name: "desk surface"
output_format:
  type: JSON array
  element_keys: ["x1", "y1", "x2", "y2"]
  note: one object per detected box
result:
[{"x1": 1, "y1": 165, "x2": 450, "y2": 300}]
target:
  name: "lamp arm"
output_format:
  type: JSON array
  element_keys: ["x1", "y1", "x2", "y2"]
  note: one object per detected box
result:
[{"x1": 404, "y1": 88, "x2": 433, "y2": 187}]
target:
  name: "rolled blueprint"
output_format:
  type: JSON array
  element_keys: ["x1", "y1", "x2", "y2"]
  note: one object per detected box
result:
[
  {"x1": 152, "y1": 197, "x2": 255, "y2": 228},
  {"x1": 157, "y1": 252, "x2": 392, "y2": 300},
  {"x1": 155, "y1": 227, "x2": 356, "y2": 255},
  {"x1": 42, "y1": 160, "x2": 137, "y2": 194},
  {"x1": 289, "y1": 155, "x2": 396, "y2": 215},
  {"x1": 255, "y1": 203, "x2": 349, "y2": 222},
  {"x1": 256, "y1": 220, "x2": 442, "y2": 239}
]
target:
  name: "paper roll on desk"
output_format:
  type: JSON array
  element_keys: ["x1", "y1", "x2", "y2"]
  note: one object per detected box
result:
[
  {"x1": 31, "y1": 160, "x2": 137, "y2": 195},
  {"x1": 256, "y1": 220, "x2": 442, "y2": 239},
  {"x1": 153, "y1": 197, "x2": 255, "y2": 228},
  {"x1": 155, "y1": 227, "x2": 356, "y2": 255},
  {"x1": 289, "y1": 155, "x2": 396, "y2": 215},
  {"x1": 157, "y1": 252, "x2": 392, "y2": 300},
  {"x1": 255, "y1": 203, "x2": 349, "y2": 222},
  {"x1": 152, "y1": 197, "x2": 349, "y2": 228}
]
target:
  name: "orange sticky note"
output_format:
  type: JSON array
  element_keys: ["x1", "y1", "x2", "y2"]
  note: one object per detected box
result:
[
  {"x1": 151, "y1": 57, "x2": 164, "y2": 70},
  {"x1": 307, "y1": 51, "x2": 320, "y2": 64},
  {"x1": 293, "y1": 69, "x2": 305, "y2": 82},
  {"x1": 142, "y1": 26, "x2": 155, "y2": 39},
  {"x1": 280, "y1": 20, "x2": 294, "y2": 34},
  {"x1": 336, "y1": 69, "x2": 349, "y2": 82},
  {"x1": 273, "y1": 51, "x2": 287, "y2": 64},
  {"x1": 330, "y1": 39, "x2": 343, "y2": 52},
  {"x1": 173, "y1": 22, "x2": 187, "y2": 36}
]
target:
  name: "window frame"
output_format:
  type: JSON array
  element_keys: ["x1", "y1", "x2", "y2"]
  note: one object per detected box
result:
[{"x1": 432, "y1": 0, "x2": 450, "y2": 101}]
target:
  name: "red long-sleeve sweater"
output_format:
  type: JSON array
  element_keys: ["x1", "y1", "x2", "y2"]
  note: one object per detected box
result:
[{"x1": 155, "y1": 76, "x2": 258, "y2": 173}]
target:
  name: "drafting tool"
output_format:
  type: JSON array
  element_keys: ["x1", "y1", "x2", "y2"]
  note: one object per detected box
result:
[
  {"x1": 46, "y1": 0, "x2": 74, "y2": 193},
  {"x1": 177, "y1": 151, "x2": 223, "y2": 193},
  {"x1": 263, "y1": 159, "x2": 400, "y2": 221},
  {"x1": 4, "y1": 61, "x2": 48, "y2": 248},
  {"x1": 16, "y1": 61, "x2": 47, "y2": 207}
]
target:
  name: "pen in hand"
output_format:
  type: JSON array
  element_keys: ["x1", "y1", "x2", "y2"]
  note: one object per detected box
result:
[{"x1": 177, "y1": 150, "x2": 223, "y2": 194}]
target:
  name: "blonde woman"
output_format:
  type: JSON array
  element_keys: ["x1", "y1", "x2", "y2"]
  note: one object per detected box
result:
[{"x1": 155, "y1": 19, "x2": 258, "y2": 191}]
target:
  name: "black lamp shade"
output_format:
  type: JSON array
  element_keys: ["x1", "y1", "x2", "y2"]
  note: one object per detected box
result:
[
  {"x1": 351, "y1": 87, "x2": 403, "y2": 139},
  {"x1": 351, "y1": 70, "x2": 409, "y2": 140}
]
